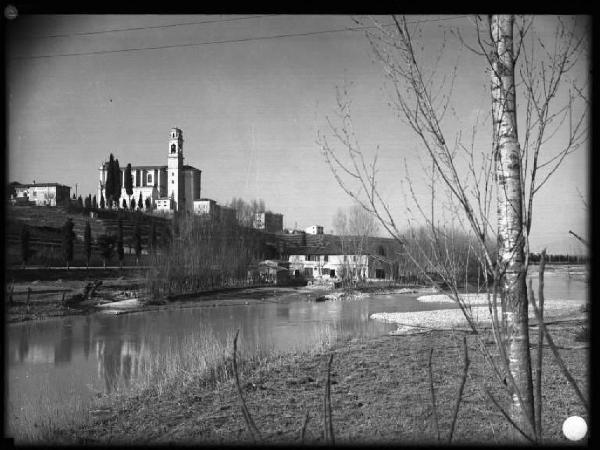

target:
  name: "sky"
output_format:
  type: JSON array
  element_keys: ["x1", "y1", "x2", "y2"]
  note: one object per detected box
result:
[{"x1": 6, "y1": 14, "x2": 590, "y2": 254}]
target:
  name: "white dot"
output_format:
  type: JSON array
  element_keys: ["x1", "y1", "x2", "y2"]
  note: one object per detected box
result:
[{"x1": 562, "y1": 416, "x2": 587, "y2": 441}]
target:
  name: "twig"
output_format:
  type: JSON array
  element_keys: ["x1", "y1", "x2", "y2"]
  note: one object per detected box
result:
[
  {"x1": 427, "y1": 347, "x2": 440, "y2": 442},
  {"x1": 448, "y1": 336, "x2": 470, "y2": 443},
  {"x1": 568, "y1": 230, "x2": 588, "y2": 246},
  {"x1": 485, "y1": 389, "x2": 536, "y2": 444},
  {"x1": 323, "y1": 354, "x2": 335, "y2": 445},
  {"x1": 529, "y1": 289, "x2": 589, "y2": 414},
  {"x1": 232, "y1": 330, "x2": 262, "y2": 442},
  {"x1": 300, "y1": 410, "x2": 310, "y2": 444},
  {"x1": 534, "y1": 249, "x2": 546, "y2": 442}
]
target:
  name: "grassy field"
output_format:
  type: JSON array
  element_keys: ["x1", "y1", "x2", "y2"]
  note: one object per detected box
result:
[{"x1": 43, "y1": 318, "x2": 588, "y2": 445}]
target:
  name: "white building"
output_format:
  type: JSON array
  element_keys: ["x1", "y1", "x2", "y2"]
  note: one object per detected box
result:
[
  {"x1": 97, "y1": 128, "x2": 202, "y2": 214},
  {"x1": 304, "y1": 225, "x2": 324, "y2": 235},
  {"x1": 12, "y1": 182, "x2": 71, "y2": 206},
  {"x1": 253, "y1": 211, "x2": 283, "y2": 232},
  {"x1": 289, "y1": 253, "x2": 369, "y2": 280}
]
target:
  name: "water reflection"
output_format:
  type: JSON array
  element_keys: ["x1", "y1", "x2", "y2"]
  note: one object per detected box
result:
[
  {"x1": 54, "y1": 320, "x2": 73, "y2": 365},
  {"x1": 8, "y1": 272, "x2": 587, "y2": 441},
  {"x1": 94, "y1": 317, "x2": 146, "y2": 393}
]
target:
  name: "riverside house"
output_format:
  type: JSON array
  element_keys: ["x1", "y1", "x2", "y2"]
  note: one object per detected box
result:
[{"x1": 284, "y1": 234, "x2": 402, "y2": 281}]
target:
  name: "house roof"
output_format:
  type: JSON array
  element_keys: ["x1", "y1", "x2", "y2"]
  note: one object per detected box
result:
[
  {"x1": 270, "y1": 233, "x2": 403, "y2": 257},
  {"x1": 15, "y1": 182, "x2": 71, "y2": 189}
]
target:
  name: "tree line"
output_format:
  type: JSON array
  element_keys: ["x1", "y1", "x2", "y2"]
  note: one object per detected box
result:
[{"x1": 19, "y1": 217, "x2": 159, "y2": 268}]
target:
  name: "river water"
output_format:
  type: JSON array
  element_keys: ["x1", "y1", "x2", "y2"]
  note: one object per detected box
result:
[{"x1": 6, "y1": 265, "x2": 587, "y2": 441}]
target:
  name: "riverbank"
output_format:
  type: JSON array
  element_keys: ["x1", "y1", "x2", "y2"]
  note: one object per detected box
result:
[
  {"x1": 47, "y1": 317, "x2": 588, "y2": 445},
  {"x1": 6, "y1": 272, "x2": 428, "y2": 324},
  {"x1": 5, "y1": 276, "x2": 336, "y2": 323}
]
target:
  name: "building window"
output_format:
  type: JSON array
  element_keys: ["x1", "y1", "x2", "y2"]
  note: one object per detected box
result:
[
  {"x1": 171, "y1": 144, "x2": 176, "y2": 154},
  {"x1": 147, "y1": 174, "x2": 153, "y2": 184},
  {"x1": 172, "y1": 180, "x2": 174, "y2": 184},
  {"x1": 378, "y1": 246, "x2": 386, "y2": 256},
  {"x1": 324, "y1": 255, "x2": 329, "y2": 262}
]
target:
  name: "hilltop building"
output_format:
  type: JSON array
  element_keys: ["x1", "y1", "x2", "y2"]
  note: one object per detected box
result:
[
  {"x1": 97, "y1": 128, "x2": 202, "y2": 214},
  {"x1": 194, "y1": 198, "x2": 236, "y2": 222},
  {"x1": 11, "y1": 182, "x2": 71, "y2": 206},
  {"x1": 253, "y1": 211, "x2": 283, "y2": 233},
  {"x1": 305, "y1": 225, "x2": 324, "y2": 235}
]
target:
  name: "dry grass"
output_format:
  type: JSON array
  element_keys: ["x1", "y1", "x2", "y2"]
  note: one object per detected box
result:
[{"x1": 45, "y1": 320, "x2": 588, "y2": 445}]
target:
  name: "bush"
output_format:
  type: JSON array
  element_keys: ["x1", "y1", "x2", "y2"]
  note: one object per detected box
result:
[{"x1": 574, "y1": 326, "x2": 589, "y2": 342}]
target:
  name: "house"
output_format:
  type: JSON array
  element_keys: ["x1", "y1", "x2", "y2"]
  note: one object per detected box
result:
[
  {"x1": 253, "y1": 211, "x2": 283, "y2": 232},
  {"x1": 305, "y1": 225, "x2": 324, "y2": 235},
  {"x1": 12, "y1": 182, "x2": 71, "y2": 206},
  {"x1": 281, "y1": 233, "x2": 402, "y2": 281},
  {"x1": 257, "y1": 260, "x2": 290, "y2": 285},
  {"x1": 194, "y1": 198, "x2": 237, "y2": 222}
]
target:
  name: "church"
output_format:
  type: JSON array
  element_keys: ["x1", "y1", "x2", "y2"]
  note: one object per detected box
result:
[{"x1": 97, "y1": 127, "x2": 202, "y2": 214}]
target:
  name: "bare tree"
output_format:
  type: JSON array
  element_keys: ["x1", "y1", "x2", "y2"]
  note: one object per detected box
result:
[
  {"x1": 332, "y1": 203, "x2": 379, "y2": 283},
  {"x1": 320, "y1": 14, "x2": 588, "y2": 442}
]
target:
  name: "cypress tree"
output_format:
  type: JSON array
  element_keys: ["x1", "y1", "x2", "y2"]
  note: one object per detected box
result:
[
  {"x1": 134, "y1": 221, "x2": 142, "y2": 265},
  {"x1": 150, "y1": 222, "x2": 157, "y2": 252},
  {"x1": 122, "y1": 198, "x2": 127, "y2": 209},
  {"x1": 84, "y1": 221, "x2": 92, "y2": 268},
  {"x1": 105, "y1": 154, "x2": 115, "y2": 207},
  {"x1": 62, "y1": 218, "x2": 75, "y2": 269},
  {"x1": 113, "y1": 158, "x2": 122, "y2": 207},
  {"x1": 97, "y1": 234, "x2": 115, "y2": 268},
  {"x1": 21, "y1": 224, "x2": 30, "y2": 266},
  {"x1": 145, "y1": 197, "x2": 151, "y2": 210},
  {"x1": 138, "y1": 191, "x2": 143, "y2": 210},
  {"x1": 92, "y1": 195, "x2": 98, "y2": 210},
  {"x1": 124, "y1": 163, "x2": 133, "y2": 206},
  {"x1": 117, "y1": 218, "x2": 124, "y2": 268},
  {"x1": 100, "y1": 192, "x2": 105, "y2": 209},
  {"x1": 130, "y1": 198, "x2": 136, "y2": 210}
]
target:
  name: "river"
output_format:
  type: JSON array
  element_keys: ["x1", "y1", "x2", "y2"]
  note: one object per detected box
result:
[{"x1": 6, "y1": 265, "x2": 587, "y2": 442}]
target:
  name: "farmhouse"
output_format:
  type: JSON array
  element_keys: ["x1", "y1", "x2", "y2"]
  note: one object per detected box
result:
[
  {"x1": 275, "y1": 233, "x2": 402, "y2": 281},
  {"x1": 11, "y1": 182, "x2": 71, "y2": 206}
]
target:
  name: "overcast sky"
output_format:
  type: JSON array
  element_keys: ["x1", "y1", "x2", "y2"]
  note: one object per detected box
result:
[{"x1": 6, "y1": 14, "x2": 590, "y2": 254}]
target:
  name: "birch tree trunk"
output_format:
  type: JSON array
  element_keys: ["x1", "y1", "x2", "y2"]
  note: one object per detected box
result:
[{"x1": 490, "y1": 14, "x2": 535, "y2": 440}]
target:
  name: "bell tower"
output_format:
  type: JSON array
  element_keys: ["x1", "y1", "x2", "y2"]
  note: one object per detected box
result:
[{"x1": 167, "y1": 127, "x2": 184, "y2": 211}]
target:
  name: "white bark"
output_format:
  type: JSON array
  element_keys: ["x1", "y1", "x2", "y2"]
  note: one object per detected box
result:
[{"x1": 491, "y1": 14, "x2": 535, "y2": 441}]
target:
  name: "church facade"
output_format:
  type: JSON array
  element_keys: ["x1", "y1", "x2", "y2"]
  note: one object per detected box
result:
[{"x1": 98, "y1": 127, "x2": 202, "y2": 214}]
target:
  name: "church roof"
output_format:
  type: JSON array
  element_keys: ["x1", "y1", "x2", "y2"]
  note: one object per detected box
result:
[
  {"x1": 130, "y1": 165, "x2": 167, "y2": 170},
  {"x1": 182, "y1": 165, "x2": 201, "y2": 172}
]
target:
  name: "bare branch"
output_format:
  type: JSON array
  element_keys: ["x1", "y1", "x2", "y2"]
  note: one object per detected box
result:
[
  {"x1": 233, "y1": 330, "x2": 262, "y2": 442},
  {"x1": 529, "y1": 285, "x2": 589, "y2": 413},
  {"x1": 448, "y1": 335, "x2": 471, "y2": 443},
  {"x1": 427, "y1": 347, "x2": 441, "y2": 442}
]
